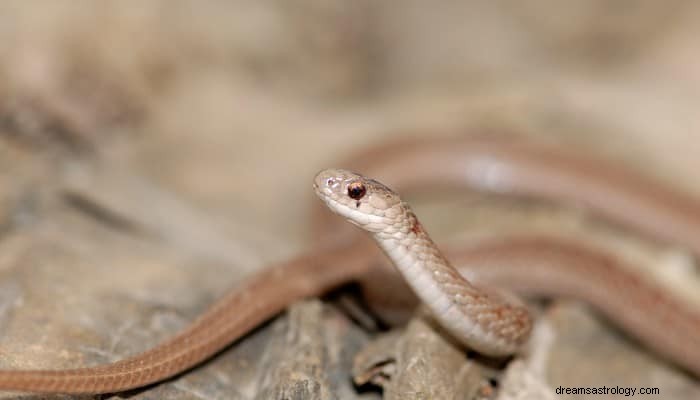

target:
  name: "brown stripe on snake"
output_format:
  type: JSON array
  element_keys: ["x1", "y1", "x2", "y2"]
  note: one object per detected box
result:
[{"x1": 0, "y1": 135, "x2": 698, "y2": 394}]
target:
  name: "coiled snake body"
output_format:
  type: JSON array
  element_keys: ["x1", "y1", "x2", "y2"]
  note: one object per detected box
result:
[{"x1": 0, "y1": 135, "x2": 698, "y2": 394}]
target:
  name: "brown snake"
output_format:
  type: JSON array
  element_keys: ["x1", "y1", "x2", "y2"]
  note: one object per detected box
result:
[
  {"x1": 314, "y1": 168, "x2": 532, "y2": 356},
  {"x1": 0, "y1": 135, "x2": 699, "y2": 394}
]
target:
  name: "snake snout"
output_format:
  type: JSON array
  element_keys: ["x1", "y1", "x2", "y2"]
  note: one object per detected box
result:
[{"x1": 314, "y1": 169, "x2": 342, "y2": 195}]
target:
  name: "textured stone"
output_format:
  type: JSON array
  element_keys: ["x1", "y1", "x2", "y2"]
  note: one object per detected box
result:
[{"x1": 353, "y1": 315, "x2": 485, "y2": 399}]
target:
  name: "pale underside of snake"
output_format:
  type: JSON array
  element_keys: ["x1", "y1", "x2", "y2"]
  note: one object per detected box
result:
[{"x1": 0, "y1": 135, "x2": 698, "y2": 394}]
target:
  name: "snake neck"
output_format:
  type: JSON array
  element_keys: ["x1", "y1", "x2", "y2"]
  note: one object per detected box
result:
[{"x1": 371, "y1": 205, "x2": 531, "y2": 356}]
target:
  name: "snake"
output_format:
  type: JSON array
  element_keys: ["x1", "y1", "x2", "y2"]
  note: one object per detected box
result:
[
  {"x1": 0, "y1": 135, "x2": 698, "y2": 394},
  {"x1": 314, "y1": 168, "x2": 532, "y2": 356}
]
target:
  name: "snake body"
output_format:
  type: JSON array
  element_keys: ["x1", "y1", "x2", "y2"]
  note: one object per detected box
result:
[
  {"x1": 314, "y1": 169, "x2": 531, "y2": 356},
  {"x1": 0, "y1": 135, "x2": 698, "y2": 394}
]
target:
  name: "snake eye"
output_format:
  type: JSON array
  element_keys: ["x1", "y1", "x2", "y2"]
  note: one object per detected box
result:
[{"x1": 347, "y1": 182, "x2": 366, "y2": 200}]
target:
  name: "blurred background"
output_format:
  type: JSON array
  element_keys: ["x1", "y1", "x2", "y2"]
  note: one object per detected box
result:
[
  {"x1": 3, "y1": 1, "x2": 700, "y2": 240},
  {"x1": 1, "y1": 2, "x2": 699, "y2": 399}
]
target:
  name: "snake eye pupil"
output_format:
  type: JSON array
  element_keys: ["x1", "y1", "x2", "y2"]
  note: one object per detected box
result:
[{"x1": 347, "y1": 182, "x2": 366, "y2": 200}]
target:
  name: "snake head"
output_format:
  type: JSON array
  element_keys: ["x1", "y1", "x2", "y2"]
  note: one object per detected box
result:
[{"x1": 314, "y1": 169, "x2": 404, "y2": 233}]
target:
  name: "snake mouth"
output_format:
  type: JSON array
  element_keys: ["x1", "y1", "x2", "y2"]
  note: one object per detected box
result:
[
  {"x1": 312, "y1": 171, "x2": 354, "y2": 220},
  {"x1": 312, "y1": 178, "x2": 335, "y2": 212},
  {"x1": 312, "y1": 180, "x2": 329, "y2": 200}
]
